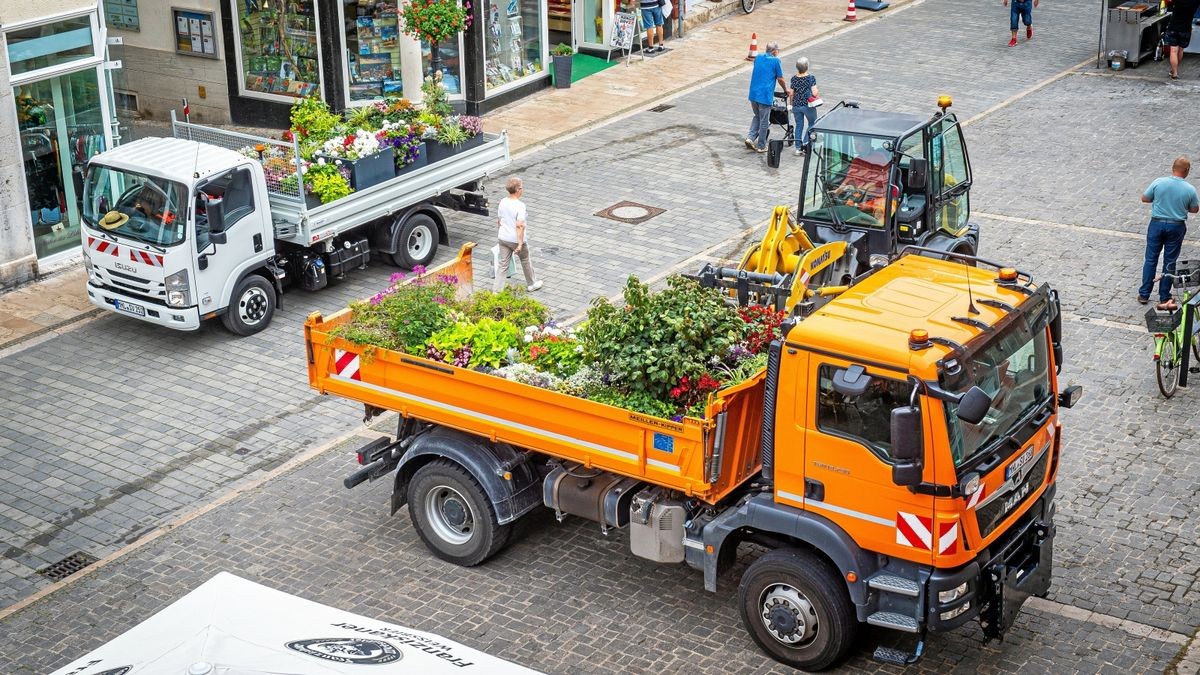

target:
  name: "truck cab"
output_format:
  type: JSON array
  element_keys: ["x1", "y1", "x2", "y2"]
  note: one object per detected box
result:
[
  {"x1": 81, "y1": 138, "x2": 274, "y2": 333},
  {"x1": 705, "y1": 252, "x2": 1077, "y2": 668},
  {"x1": 797, "y1": 98, "x2": 977, "y2": 282}
]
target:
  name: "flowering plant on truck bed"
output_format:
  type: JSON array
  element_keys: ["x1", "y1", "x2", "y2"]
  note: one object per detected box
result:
[{"x1": 330, "y1": 271, "x2": 785, "y2": 419}]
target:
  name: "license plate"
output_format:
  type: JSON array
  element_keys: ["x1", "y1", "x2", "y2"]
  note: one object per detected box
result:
[{"x1": 114, "y1": 299, "x2": 146, "y2": 317}]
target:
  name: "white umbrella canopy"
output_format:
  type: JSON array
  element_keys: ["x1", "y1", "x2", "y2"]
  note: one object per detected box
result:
[{"x1": 51, "y1": 572, "x2": 540, "y2": 675}]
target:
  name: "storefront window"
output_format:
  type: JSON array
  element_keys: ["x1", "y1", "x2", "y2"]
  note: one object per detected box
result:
[
  {"x1": 483, "y1": 0, "x2": 545, "y2": 91},
  {"x1": 343, "y1": 0, "x2": 403, "y2": 102},
  {"x1": 234, "y1": 0, "x2": 322, "y2": 100},
  {"x1": 6, "y1": 16, "x2": 96, "y2": 77},
  {"x1": 422, "y1": 37, "x2": 463, "y2": 95},
  {"x1": 16, "y1": 69, "x2": 108, "y2": 259}
]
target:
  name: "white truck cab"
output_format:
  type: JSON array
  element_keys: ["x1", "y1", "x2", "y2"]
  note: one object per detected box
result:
[{"x1": 81, "y1": 120, "x2": 510, "y2": 335}]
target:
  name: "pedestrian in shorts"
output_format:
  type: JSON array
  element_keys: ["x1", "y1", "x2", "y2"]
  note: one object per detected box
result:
[
  {"x1": 1002, "y1": 0, "x2": 1038, "y2": 47},
  {"x1": 1164, "y1": 0, "x2": 1200, "y2": 79},
  {"x1": 636, "y1": 0, "x2": 665, "y2": 53}
]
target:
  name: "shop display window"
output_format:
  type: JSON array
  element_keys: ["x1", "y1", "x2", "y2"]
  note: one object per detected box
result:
[
  {"x1": 15, "y1": 69, "x2": 108, "y2": 259},
  {"x1": 343, "y1": 0, "x2": 403, "y2": 102},
  {"x1": 422, "y1": 37, "x2": 463, "y2": 95},
  {"x1": 484, "y1": 0, "x2": 545, "y2": 91},
  {"x1": 234, "y1": 0, "x2": 322, "y2": 100},
  {"x1": 6, "y1": 16, "x2": 96, "y2": 77}
]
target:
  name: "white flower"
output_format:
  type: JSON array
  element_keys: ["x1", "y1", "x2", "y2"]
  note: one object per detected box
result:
[{"x1": 317, "y1": 157, "x2": 326, "y2": 166}]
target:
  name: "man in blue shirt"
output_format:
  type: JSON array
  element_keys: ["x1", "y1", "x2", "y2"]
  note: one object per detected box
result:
[
  {"x1": 745, "y1": 42, "x2": 789, "y2": 153},
  {"x1": 1139, "y1": 156, "x2": 1199, "y2": 310}
]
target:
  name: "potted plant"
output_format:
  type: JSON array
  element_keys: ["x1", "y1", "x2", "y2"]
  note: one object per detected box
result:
[
  {"x1": 378, "y1": 120, "x2": 427, "y2": 177},
  {"x1": 400, "y1": 0, "x2": 472, "y2": 79},
  {"x1": 425, "y1": 117, "x2": 470, "y2": 164},
  {"x1": 303, "y1": 160, "x2": 354, "y2": 205},
  {"x1": 552, "y1": 43, "x2": 573, "y2": 89},
  {"x1": 313, "y1": 128, "x2": 395, "y2": 190}
]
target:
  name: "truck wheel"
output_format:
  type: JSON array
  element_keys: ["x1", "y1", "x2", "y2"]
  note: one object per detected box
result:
[
  {"x1": 389, "y1": 214, "x2": 438, "y2": 269},
  {"x1": 738, "y1": 549, "x2": 857, "y2": 671},
  {"x1": 221, "y1": 275, "x2": 275, "y2": 336},
  {"x1": 407, "y1": 460, "x2": 511, "y2": 566}
]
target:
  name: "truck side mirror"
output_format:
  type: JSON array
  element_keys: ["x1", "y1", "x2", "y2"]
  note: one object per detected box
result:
[
  {"x1": 205, "y1": 194, "x2": 227, "y2": 238},
  {"x1": 1049, "y1": 290, "x2": 1063, "y2": 373},
  {"x1": 832, "y1": 364, "x2": 872, "y2": 397},
  {"x1": 955, "y1": 386, "x2": 992, "y2": 425},
  {"x1": 906, "y1": 157, "x2": 928, "y2": 191},
  {"x1": 890, "y1": 406, "x2": 923, "y2": 487}
]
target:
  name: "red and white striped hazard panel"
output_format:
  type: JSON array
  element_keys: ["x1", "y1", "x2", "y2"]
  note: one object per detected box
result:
[
  {"x1": 334, "y1": 349, "x2": 361, "y2": 381},
  {"x1": 895, "y1": 512, "x2": 959, "y2": 555},
  {"x1": 86, "y1": 236, "x2": 120, "y2": 257},
  {"x1": 965, "y1": 485, "x2": 986, "y2": 510},
  {"x1": 129, "y1": 249, "x2": 164, "y2": 267}
]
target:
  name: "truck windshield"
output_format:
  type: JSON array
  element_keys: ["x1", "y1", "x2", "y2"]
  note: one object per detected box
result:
[
  {"x1": 82, "y1": 166, "x2": 188, "y2": 247},
  {"x1": 801, "y1": 132, "x2": 892, "y2": 228},
  {"x1": 943, "y1": 310, "x2": 1052, "y2": 467}
]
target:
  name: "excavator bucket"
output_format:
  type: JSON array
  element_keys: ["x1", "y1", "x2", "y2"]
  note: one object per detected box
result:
[{"x1": 691, "y1": 206, "x2": 849, "y2": 313}]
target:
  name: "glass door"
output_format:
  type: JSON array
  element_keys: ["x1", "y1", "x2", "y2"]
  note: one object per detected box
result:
[
  {"x1": 575, "y1": 0, "x2": 609, "y2": 47},
  {"x1": 16, "y1": 68, "x2": 108, "y2": 259}
]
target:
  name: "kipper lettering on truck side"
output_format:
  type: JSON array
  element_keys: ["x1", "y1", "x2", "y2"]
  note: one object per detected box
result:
[
  {"x1": 79, "y1": 113, "x2": 509, "y2": 336},
  {"x1": 305, "y1": 245, "x2": 1081, "y2": 670}
]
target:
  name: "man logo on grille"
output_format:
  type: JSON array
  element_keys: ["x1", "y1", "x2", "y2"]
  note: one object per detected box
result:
[{"x1": 286, "y1": 638, "x2": 403, "y2": 664}]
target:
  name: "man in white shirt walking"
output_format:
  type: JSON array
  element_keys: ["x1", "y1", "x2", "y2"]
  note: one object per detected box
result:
[{"x1": 495, "y1": 176, "x2": 543, "y2": 293}]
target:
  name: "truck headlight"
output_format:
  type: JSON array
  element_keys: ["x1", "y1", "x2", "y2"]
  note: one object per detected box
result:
[
  {"x1": 165, "y1": 268, "x2": 191, "y2": 307},
  {"x1": 938, "y1": 582, "x2": 968, "y2": 604},
  {"x1": 940, "y1": 601, "x2": 970, "y2": 621}
]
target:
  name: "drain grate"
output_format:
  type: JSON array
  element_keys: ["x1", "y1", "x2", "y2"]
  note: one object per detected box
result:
[
  {"x1": 649, "y1": 104, "x2": 674, "y2": 113},
  {"x1": 38, "y1": 551, "x2": 99, "y2": 581},
  {"x1": 595, "y1": 201, "x2": 666, "y2": 225}
]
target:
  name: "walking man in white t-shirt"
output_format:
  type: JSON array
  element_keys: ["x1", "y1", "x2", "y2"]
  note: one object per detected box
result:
[{"x1": 495, "y1": 176, "x2": 543, "y2": 293}]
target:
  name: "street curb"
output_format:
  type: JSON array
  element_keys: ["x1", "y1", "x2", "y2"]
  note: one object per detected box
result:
[
  {"x1": 0, "y1": 422, "x2": 378, "y2": 622},
  {"x1": 508, "y1": 0, "x2": 923, "y2": 160}
]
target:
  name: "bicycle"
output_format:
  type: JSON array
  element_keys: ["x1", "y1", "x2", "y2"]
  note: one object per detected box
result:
[{"x1": 1145, "y1": 260, "x2": 1200, "y2": 397}]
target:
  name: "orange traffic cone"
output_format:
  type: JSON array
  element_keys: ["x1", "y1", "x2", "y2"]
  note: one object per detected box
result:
[
  {"x1": 843, "y1": 0, "x2": 857, "y2": 21},
  {"x1": 745, "y1": 33, "x2": 758, "y2": 61}
]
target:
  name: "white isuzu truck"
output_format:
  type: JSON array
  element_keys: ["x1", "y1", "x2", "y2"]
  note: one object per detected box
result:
[{"x1": 79, "y1": 113, "x2": 510, "y2": 335}]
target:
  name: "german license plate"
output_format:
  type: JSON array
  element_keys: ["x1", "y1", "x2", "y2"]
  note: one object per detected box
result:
[{"x1": 114, "y1": 299, "x2": 146, "y2": 317}]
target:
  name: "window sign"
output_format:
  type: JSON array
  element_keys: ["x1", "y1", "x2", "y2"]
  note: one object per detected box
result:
[
  {"x1": 5, "y1": 16, "x2": 97, "y2": 76},
  {"x1": 233, "y1": 0, "x2": 322, "y2": 100},
  {"x1": 483, "y1": 0, "x2": 545, "y2": 92},
  {"x1": 173, "y1": 8, "x2": 218, "y2": 59},
  {"x1": 105, "y1": 0, "x2": 141, "y2": 31},
  {"x1": 342, "y1": 0, "x2": 403, "y2": 103}
]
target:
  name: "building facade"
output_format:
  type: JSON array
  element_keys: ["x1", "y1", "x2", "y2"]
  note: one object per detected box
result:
[{"x1": 1, "y1": 0, "x2": 120, "y2": 288}]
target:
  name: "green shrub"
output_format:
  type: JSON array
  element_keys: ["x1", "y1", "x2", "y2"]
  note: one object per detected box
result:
[
  {"x1": 333, "y1": 274, "x2": 456, "y2": 351},
  {"x1": 464, "y1": 288, "x2": 549, "y2": 329}
]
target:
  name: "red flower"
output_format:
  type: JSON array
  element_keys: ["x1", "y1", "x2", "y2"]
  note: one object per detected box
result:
[
  {"x1": 670, "y1": 387, "x2": 682, "y2": 398},
  {"x1": 343, "y1": 134, "x2": 355, "y2": 148},
  {"x1": 281, "y1": 130, "x2": 294, "y2": 142}
]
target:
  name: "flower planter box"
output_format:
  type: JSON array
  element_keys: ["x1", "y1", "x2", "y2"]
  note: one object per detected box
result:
[
  {"x1": 304, "y1": 193, "x2": 323, "y2": 209},
  {"x1": 394, "y1": 141, "x2": 428, "y2": 178},
  {"x1": 424, "y1": 135, "x2": 486, "y2": 165},
  {"x1": 314, "y1": 147, "x2": 396, "y2": 191}
]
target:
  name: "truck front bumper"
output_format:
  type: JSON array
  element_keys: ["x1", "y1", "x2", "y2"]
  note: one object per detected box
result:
[
  {"x1": 87, "y1": 282, "x2": 201, "y2": 331},
  {"x1": 927, "y1": 485, "x2": 1056, "y2": 636}
]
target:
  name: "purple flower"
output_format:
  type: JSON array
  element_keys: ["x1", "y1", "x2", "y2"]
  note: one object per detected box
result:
[
  {"x1": 433, "y1": 295, "x2": 448, "y2": 304},
  {"x1": 436, "y1": 274, "x2": 458, "y2": 284},
  {"x1": 458, "y1": 115, "x2": 484, "y2": 136},
  {"x1": 412, "y1": 264, "x2": 428, "y2": 275},
  {"x1": 389, "y1": 272, "x2": 408, "y2": 283},
  {"x1": 671, "y1": 415, "x2": 684, "y2": 422}
]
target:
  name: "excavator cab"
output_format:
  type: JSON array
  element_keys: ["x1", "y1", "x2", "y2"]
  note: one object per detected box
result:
[{"x1": 795, "y1": 98, "x2": 978, "y2": 279}]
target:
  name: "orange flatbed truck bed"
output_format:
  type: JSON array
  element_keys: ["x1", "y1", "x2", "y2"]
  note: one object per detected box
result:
[{"x1": 305, "y1": 244, "x2": 1081, "y2": 671}]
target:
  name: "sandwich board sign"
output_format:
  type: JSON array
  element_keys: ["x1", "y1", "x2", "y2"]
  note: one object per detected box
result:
[
  {"x1": 609, "y1": 12, "x2": 643, "y2": 62},
  {"x1": 50, "y1": 572, "x2": 539, "y2": 674}
]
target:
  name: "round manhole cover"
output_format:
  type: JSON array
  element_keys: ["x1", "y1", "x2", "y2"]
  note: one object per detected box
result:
[{"x1": 611, "y1": 205, "x2": 652, "y2": 220}]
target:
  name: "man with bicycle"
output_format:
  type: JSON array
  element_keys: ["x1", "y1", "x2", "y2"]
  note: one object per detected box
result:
[{"x1": 1139, "y1": 156, "x2": 1199, "y2": 311}]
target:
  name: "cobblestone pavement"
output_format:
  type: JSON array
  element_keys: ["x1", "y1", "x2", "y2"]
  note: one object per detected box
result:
[{"x1": 3, "y1": 0, "x2": 1200, "y2": 670}]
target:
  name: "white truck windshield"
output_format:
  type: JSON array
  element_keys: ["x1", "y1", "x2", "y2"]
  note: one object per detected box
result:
[{"x1": 82, "y1": 166, "x2": 188, "y2": 247}]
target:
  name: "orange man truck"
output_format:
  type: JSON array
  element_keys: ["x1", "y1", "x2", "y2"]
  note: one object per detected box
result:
[{"x1": 305, "y1": 244, "x2": 1080, "y2": 670}]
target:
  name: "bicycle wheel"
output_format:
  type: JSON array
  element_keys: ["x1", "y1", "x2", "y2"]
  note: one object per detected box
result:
[
  {"x1": 742, "y1": 0, "x2": 756, "y2": 13},
  {"x1": 1156, "y1": 338, "x2": 1180, "y2": 398}
]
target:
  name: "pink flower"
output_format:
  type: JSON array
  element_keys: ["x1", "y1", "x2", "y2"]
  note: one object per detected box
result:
[
  {"x1": 389, "y1": 272, "x2": 407, "y2": 283},
  {"x1": 412, "y1": 264, "x2": 428, "y2": 275}
]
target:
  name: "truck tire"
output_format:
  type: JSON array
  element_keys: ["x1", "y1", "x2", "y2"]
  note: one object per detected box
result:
[
  {"x1": 407, "y1": 459, "x2": 511, "y2": 566},
  {"x1": 221, "y1": 274, "x2": 276, "y2": 336},
  {"x1": 738, "y1": 549, "x2": 857, "y2": 671},
  {"x1": 389, "y1": 214, "x2": 438, "y2": 269}
]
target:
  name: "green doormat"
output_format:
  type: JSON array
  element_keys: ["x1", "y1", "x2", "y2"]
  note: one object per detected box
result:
[{"x1": 571, "y1": 53, "x2": 618, "y2": 83}]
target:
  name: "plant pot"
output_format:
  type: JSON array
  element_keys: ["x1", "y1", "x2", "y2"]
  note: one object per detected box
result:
[
  {"x1": 304, "y1": 193, "x2": 323, "y2": 209},
  {"x1": 425, "y1": 135, "x2": 485, "y2": 164},
  {"x1": 552, "y1": 54, "x2": 572, "y2": 89},
  {"x1": 314, "y1": 147, "x2": 396, "y2": 191},
  {"x1": 394, "y1": 141, "x2": 429, "y2": 177}
]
